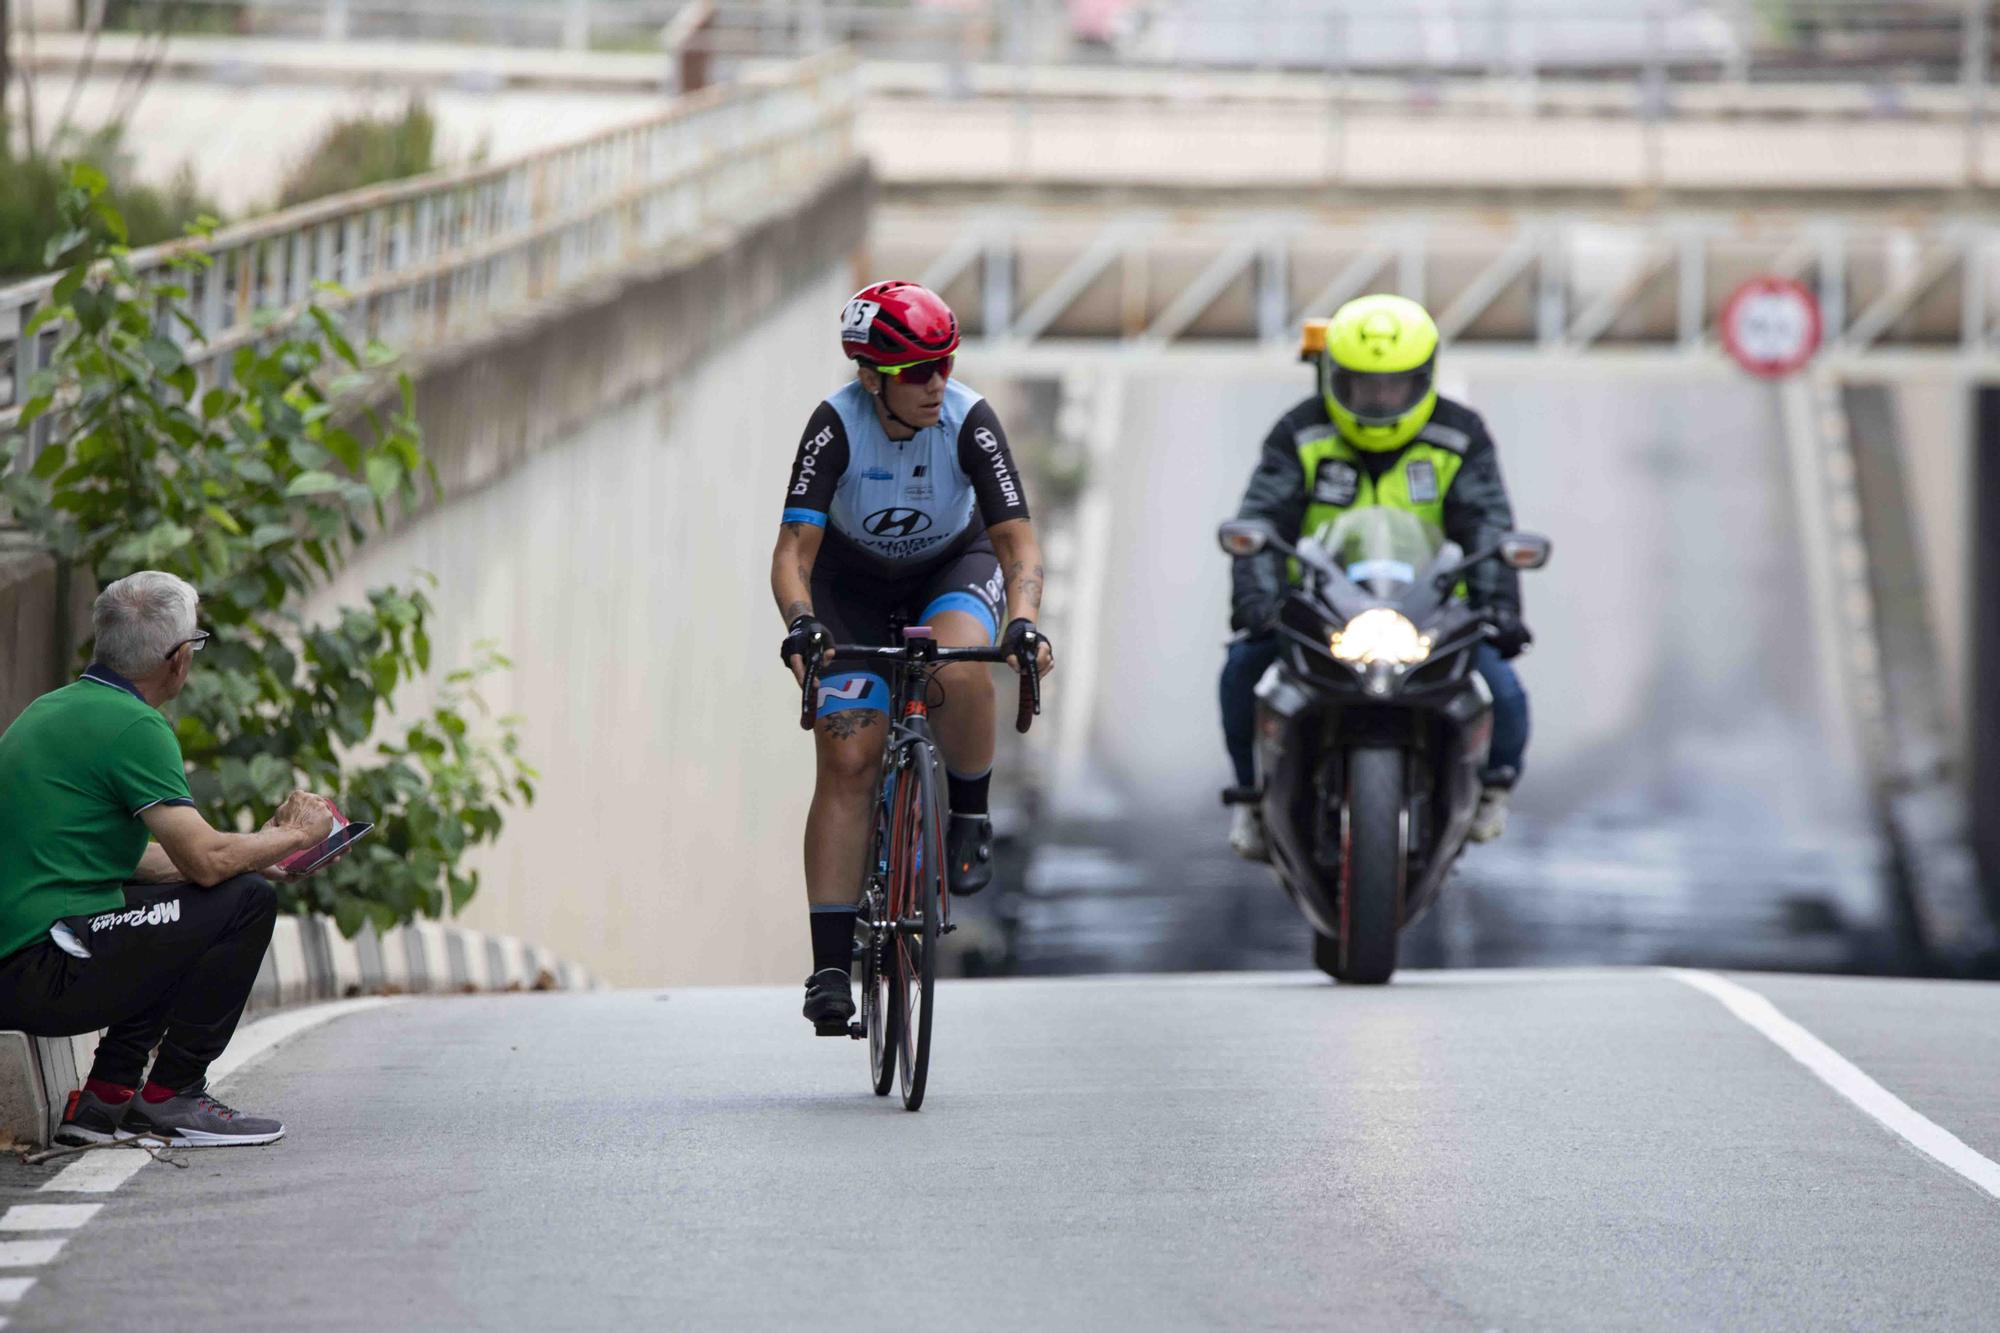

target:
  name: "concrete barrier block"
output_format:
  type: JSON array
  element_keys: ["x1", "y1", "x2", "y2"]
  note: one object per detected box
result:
[
  {"x1": 248, "y1": 945, "x2": 282, "y2": 1012},
  {"x1": 323, "y1": 925, "x2": 364, "y2": 996},
  {"x1": 442, "y1": 927, "x2": 473, "y2": 990},
  {"x1": 406, "y1": 922, "x2": 450, "y2": 994},
  {"x1": 296, "y1": 916, "x2": 336, "y2": 1002},
  {"x1": 0, "y1": 1033, "x2": 51, "y2": 1147},
  {"x1": 376, "y1": 926, "x2": 414, "y2": 991},
  {"x1": 355, "y1": 923, "x2": 391, "y2": 991},
  {"x1": 496, "y1": 935, "x2": 530, "y2": 989},
  {"x1": 483, "y1": 936, "x2": 508, "y2": 990},
  {"x1": 268, "y1": 917, "x2": 310, "y2": 1007}
]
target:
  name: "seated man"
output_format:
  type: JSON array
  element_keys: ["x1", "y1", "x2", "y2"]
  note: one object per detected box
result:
[{"x1": 0, "y1": 571, "x2": 336, "y2": 1148}]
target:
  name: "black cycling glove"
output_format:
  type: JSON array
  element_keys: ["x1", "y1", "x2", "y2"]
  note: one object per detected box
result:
[
  {"x1": 780, "y1": 615, "x2": 831, "y2": 670},
  {"x1": 1000, "y1": 618, "x2": 1052, "y2": 671},
  {"x1": 1487, "y1": 607, "x2": 1533, "y2": 660}
]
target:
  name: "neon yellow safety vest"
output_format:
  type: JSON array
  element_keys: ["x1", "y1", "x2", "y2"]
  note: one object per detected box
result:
[{"x1": 1290, "y1": 422, "x2": 1469, "y2": 584}]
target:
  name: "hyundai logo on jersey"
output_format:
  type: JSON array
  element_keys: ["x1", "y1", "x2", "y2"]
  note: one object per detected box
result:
[{"x1": 865, "y1": 507, "x2": 934, "y2": 539}]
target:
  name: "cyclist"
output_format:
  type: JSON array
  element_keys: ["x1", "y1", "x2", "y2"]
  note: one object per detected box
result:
[
  {"x1": 1221, "y1": 293, "x2": 1532, "y2": 859},
  {"x1": 773, "y1": 281, "x2": 1055, "y2": 1033}
]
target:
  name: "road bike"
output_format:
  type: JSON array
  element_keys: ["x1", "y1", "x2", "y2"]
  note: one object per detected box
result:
[{"x1": 798, "y1": 624, "x2": 1040, "y2": 1110}]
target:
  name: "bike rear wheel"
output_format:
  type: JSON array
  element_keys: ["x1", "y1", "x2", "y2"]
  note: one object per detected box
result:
[
  {"x1": 889, "y1": 739, "x2": 944, "y2": 1111},
  {"x1": 862, "y1": 885, "x2": 898, "y2": 1097}
]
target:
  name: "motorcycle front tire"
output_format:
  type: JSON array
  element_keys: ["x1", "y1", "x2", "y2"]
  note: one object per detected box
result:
[{"x1": 1329, "y1": 745, "x2": 1404, "y2": 985}]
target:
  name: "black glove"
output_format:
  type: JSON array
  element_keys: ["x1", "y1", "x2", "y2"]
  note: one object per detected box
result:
[
  {"x1": 780, "y1": 615, "x2": 831, "y2": 671},
  {"x1": 1231, "y1": 596, "x2": 1282, "y2": 634},
  {"x1": 1487, "y1": 606, "x2": 1533, "y2": 660},
  {"x1": 1001, "y1": 618, "x2": 1052, "y2": 671}
]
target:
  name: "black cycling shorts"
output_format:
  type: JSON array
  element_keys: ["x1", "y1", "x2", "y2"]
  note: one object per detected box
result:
[{"x1": 811, "y1": 536, "x2": 1005, "y2": 718}]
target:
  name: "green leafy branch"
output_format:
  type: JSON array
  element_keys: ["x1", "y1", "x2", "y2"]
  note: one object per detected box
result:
[{"x1": 2, "y1": 164, "x2": 534, "y2": 935}]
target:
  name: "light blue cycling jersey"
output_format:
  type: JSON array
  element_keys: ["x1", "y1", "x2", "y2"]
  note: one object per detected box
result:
[{"x1": 781, "y1": 378, "x2": 1028, "y2": 576}]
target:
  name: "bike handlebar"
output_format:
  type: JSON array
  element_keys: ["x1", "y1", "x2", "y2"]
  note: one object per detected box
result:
[{"x1": 797, "y1": 638, "x2": 1043, "y2": 735}]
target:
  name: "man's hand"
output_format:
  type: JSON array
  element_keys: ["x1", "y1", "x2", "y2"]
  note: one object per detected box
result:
[
  {"x1": 1000, "y1": 618, "x2": 1056, "y2": 677},
  {"x1": 1488, "y1": 607, "x2": 1533, "y2": 660},
  {"x1": 268, "y1": 790, "x2": 336, "y2": 846},
  {"x1": 781, "y1": 616, "x2": 834, "y2": 687}
]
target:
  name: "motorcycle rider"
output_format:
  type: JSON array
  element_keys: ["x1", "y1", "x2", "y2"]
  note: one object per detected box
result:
[{"x1": 1220, "y1": 293, "x2": 1532, "y2": 860}]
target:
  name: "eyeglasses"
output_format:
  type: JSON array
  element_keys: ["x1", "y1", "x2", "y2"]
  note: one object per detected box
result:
[
  {"x1": 166, "y1": 630, "x2": 211, "y2": 662},
  {"x1": 874, "y1": 354, "x2": 954, "y2": 386}
]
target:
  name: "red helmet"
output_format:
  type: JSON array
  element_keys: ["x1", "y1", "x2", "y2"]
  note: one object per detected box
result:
[{"x1": 839, "y1": 281, "x2": 960, "y2": 366}]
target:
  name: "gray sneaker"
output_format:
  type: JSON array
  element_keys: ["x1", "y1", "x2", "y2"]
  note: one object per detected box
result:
[
  {"x1": 123, "y1": 1084, "x2": 285, "y2": 1148},
  {"x1": 54, "y1": 1088, "x2": 131, "y2": 1147}
]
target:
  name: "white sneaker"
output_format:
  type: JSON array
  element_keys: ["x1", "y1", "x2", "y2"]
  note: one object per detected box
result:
[
  {"x1": 1229, "y1": 805, "x2": 1270, "y2": 862},
  {"x1": 1468, "y1": 787, "x2": 1511, "y2": 843}
]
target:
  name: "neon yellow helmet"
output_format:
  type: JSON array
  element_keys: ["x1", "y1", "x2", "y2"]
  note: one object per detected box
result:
[{"x1": 1316, "y1": 294, "x2": 1440, "y2": 452}]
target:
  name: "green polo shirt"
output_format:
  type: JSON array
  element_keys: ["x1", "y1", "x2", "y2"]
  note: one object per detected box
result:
[{"x1": 0, "y1": 668, "x2": 193, "y2": 960}]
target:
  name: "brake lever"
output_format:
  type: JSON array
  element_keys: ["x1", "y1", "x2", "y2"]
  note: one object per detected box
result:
[
  {"x1": 798, "y1": 656, "x2": 820, "y2": 732},
  {"x1": 1014, "y1": 628, "x2": 1042, "y2": 734}
]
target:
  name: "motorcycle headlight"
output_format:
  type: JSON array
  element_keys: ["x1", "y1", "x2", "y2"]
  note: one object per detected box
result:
[{"x1": 1328, "y1": 609, "x2": 1432, "y2": 667}]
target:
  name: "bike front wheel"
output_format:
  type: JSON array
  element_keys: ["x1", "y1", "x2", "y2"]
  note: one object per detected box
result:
[{"x1": 889, "y1": 739, "x2": 944, "y2": 1111}]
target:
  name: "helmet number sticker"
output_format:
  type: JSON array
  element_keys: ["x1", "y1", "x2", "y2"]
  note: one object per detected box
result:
[{"x1": 840, "y1": 298, "x2": 881, "y2": 343}]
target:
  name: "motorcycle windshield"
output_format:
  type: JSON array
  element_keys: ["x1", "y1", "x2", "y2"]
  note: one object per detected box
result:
[{"x1": 1309, "y1": 506, "x2": 1447, "y2": 599}]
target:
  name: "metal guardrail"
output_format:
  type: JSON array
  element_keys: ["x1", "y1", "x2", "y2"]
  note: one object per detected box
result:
[
  {"x1": 102, "y1": 0, "x2": 1995, "y2": 88},
  {"x1": 0, "y1": 50, "x2": 857, "y2": 457}
]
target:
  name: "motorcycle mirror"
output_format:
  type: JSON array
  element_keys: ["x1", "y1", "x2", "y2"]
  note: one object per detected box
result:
[
  {"x1": 1217, "y1": 519, "x2": 1285, "y2": 558},
  {"x1": 1498, "y1": 533, "x2": 1552, "y2": 570}
]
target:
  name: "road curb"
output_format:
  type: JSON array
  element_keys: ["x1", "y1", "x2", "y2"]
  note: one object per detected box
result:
[{"x1": 1, "y1": 917, "x2": 600, "y2": 1148}]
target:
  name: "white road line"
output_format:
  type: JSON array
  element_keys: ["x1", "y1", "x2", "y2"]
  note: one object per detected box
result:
[
  {"x1": 1667, "y1": 969, "x2": 2000, "y2": 1203},
  {"x1": 0, "y1": 1241, "x2": 64, "y2": 1268},
  {"x1": 0, "y1": 1205, "x2": 99, "y2": 1231},
  {"x1": 0, "y1": 1278, "x2": 33, "y2": 1301},
  {"x1": 36, "y1": 1152, "x2": 150, "y2": 1196},
  {"x1": 40, "y1": 997, "x2": 401, "y2": 1195}
]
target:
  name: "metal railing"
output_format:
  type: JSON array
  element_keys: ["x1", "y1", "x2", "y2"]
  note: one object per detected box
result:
[
  {"x1": 99, "y1": 0, "x2": 1996, "y2": 88},
  {"x1": 0, "y1": 51, "x2": 857, "y2": 455}
]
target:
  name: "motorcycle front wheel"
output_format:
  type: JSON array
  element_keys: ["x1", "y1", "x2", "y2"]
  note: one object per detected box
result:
[{"x1": 1328, "y1": 745, "x2": 1404, "y2": 985}]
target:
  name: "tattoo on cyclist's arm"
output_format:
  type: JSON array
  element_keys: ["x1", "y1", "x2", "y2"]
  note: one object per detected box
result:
[
  {"x1": 1007, "y1": 560, "x2": 1045, "y2": 614},
  {"x1": 781, "y1": 522, "x2": 811, "y2": 539},
  {"x1": 823, "y1": 710, "x2": 883, "y2": 740}
]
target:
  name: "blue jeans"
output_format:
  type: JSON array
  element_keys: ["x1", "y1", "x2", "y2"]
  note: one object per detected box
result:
[{"x1": 1219, "y1": 636, "x2": 1528, "y2": 789}]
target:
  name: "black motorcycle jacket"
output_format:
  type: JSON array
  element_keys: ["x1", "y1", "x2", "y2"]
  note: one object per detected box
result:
[{"x1": 1230, "y1": 394, "x2": 1522, "y2": 631}]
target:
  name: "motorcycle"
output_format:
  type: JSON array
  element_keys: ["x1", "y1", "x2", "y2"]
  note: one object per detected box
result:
[{"x1": 1218, "y1": 506, "x2": 1550, "y2": 984}]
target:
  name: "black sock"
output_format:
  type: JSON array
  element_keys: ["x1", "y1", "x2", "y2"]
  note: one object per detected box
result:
[
  {"x1": 809, "y1": 906, "x2": 857, "y2": 975},
  {"x1": 948, "y1": 767, "x2": 991, "y2": 817}
]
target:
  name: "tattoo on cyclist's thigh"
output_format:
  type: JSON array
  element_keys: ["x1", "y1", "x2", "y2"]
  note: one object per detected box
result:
[{"x1": 822, "y1": 710, "x2": 884, "y2": 741}]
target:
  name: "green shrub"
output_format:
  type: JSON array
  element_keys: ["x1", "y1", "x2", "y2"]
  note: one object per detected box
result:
[
  {"x1": 277, "y1": 99, "x2": 438, "y2": 209},
  {"x1": 2, "y1": 163, "x2": 535, "y2": 937},
  {"x1": 0, "y1": 131, "x2": 212, "y2": 281}
]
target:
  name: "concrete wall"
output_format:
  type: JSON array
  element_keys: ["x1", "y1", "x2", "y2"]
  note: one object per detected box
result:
[
  {"x1": 311, "y1": 166, "x2": 871, "y2": 988},
  {"x1": 0, "y1": 536, "x2": 93, "y2": 731},
  {"x1": 1058, "y1": 356, "x2": 1887, "y2": 943}
]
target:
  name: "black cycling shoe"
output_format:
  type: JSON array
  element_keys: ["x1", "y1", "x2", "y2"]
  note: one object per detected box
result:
[
  {"x1": 947, "y1": 813, "x2": 994, "y2": 896},
  {"x1": 802, "y1": 968, "x2": 856, "y2": 1036}
]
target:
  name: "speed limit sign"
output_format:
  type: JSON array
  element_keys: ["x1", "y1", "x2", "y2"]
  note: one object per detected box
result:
[{"x1": 1720, "y1": 276, "x2": 1823, "y2": 379}]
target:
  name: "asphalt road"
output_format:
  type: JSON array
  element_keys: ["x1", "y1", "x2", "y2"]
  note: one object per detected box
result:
[{"x1": 5, "y1": 971, "x2": 1999, "y2": 1330}]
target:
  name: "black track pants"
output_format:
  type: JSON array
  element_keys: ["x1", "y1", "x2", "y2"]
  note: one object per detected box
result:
[{"x1": 0, "y1": 876, "x2": 278, "y2": 1090}]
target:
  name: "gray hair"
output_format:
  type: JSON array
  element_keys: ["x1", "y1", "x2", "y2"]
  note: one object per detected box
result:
[{"x1": 93, "y1": 571, "x2": 200, "y2": 678}]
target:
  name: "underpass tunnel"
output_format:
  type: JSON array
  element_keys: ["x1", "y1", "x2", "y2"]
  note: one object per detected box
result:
[{"x1": 985, "y1": 354, "x2": 1993, "y2": 976}]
